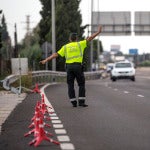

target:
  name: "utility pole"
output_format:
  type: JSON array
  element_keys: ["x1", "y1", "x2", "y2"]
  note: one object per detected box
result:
[
  {"x1": 0, "y1": 10, "x2": 3, "y2": 49},
  {"x1": 51, "y1": 0, "x2": 56, "y2": 71},
  {"x1": 22, "y1": 15, "x2": 32, "y2": 47},
  {"x1": 0, "y1": 10, "x2": 2, "y2": 75},
  {"x1": 90, "y1": 0, "x2": 94, "y2": 71},
  {"x1": 25, "y1": 15, "x2": 31, "y2": 47},
  {"x1": 14, "y1": 23, "x2": 18, "y2": 58},
  {"x1": 97, "y1": 0, "x2": 100, "y2": 70},
  {"x1": 25, "y1": 15, "x2": 31, "y2": 36}
]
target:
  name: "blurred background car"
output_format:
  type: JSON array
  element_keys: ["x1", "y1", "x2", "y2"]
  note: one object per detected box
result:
[
  {"x1": 110, "y1": 60, "x2": 136, "y2": 81},
  {"x1": 106, "y1": 63, "x2": 114, "y2": 73}
]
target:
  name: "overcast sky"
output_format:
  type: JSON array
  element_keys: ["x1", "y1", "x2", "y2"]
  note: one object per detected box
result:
[{"x1": 1, "y1": 0, "x2": 150, "y2": 54}]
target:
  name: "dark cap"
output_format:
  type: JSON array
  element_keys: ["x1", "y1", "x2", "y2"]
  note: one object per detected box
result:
[{"x1": 69, "y1": 33, "x2": 78, "y2": 41}]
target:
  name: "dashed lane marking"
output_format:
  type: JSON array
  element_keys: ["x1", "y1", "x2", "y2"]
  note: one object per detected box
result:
[
  {"x1": 114, "y1": 88, "x2": 118, "y2": 91},
  {"x1": 137, "y1": 94, "x2": 145, "y2": 98},
  {"x1": 60, "y1": 143, "x2": 75, "y2": 150},
  {"x1": 55, "y1": 129, "x2": 67, "y2": 134},
  {"x1": 106, "y1": 85, "x2": 146, "y2": 99},
  {"x1": 40, "y1": 84, "x2": 75, "y2": 150},
  {"x1": 51, "y1": 116, "x2": 59, "y2": 120},
  {"x1": 57, "y1": 135, "x2": 70, "y2": 142},
  {"x1": 50, "y1": 113, "x2": 57, "y2": 116},
  {"x1": 52, "y1": 120, "x2": 62, "y2": 124},
  {"x1": 53, "y1": 124, "x2": 64, "y2": 128}
]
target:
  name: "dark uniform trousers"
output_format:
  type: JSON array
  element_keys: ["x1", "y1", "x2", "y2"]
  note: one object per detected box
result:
[{"x1": 66, "y1": 63, "x2": 86, "y2": 105}]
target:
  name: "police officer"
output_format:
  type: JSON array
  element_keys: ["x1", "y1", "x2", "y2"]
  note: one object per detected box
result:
[{"x1": 40, "y1": 25, "x2": 102, "y2": 107}]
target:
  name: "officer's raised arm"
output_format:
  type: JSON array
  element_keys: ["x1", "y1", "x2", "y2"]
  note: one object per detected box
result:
[
  {"x1": 39, "y1": 53, "x2": 58, "y2": 64},
  {"x1": 86, "y1": 25, "x2": 102, "y2": 42}
]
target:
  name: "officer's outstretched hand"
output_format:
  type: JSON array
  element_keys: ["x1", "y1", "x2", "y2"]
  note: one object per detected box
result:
[{"x1": 39, "y1": 59, "x2": 47, "y2": 64}]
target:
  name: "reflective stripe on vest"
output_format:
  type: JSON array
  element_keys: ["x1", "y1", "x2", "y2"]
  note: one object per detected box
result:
[{"x1": 64, "y1": 42, "x2": 83, "y2": 60}]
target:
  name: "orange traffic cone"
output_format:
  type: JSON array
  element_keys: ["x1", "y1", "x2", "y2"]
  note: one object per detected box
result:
[
  {"x1": 29, "y1": 119, "x2": 59, "y2": 147},
  {"x1": 40, "y1": 102, "x2": 48, "y2": 115},
  {"x1": 41, "y1": 94, "x2": 52, "y2": 109},
  {"x1": 31, "y1": 103, "x2": 51, "y2": 122},
  {"x1": 25, "y1": 88, "x2": 59, "y2": 147},
  {"x1": 25, "y1": 110, "x2": 52, "y2": 137},
  {"x1": 29, "y1": 105, "x2": 51, "y2": 129},
  {"x1": 24, "y1": 117, "x2": 40, "y2": 137},
  {"x1": 40, "y1": 94, "x2": 53, "y2": 115},
  {"x1": 32, "y1": 83, "x2": 41, "y2": 93}
]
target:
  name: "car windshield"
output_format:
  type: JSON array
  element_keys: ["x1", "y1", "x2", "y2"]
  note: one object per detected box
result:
[{"x1": 115, "y1": 63, "x2": 131, "y2": 68}]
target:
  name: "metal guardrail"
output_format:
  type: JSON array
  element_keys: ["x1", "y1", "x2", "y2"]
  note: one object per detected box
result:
[
  {"x1": 2, "y1": 70, "x2": 103, "y2": 94},
  {"x1": 32, "y1": 70, "x2": 66, "y2": 85},
  {"x1": 2, "y1": 74, "x2": 20, "y2": 90}
]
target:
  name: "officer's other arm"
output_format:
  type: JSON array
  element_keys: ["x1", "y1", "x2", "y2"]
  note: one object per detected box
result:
[
  {"x1": 40, "y1": 53, "x2": 58, "y2": 64},
  {"x1": 86, "y1": 25, "x2": 102, "y2": 42}
]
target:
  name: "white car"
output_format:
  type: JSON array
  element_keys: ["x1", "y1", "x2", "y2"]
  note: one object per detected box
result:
[{"x1": 110, "y1": 61, "x2": 135, "y2": 81}]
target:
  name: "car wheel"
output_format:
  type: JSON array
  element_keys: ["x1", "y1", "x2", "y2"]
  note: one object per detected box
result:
[
  {"x1": 131, "y1": 76, "x2": 135, "y2": 81},
  {"x1": 111, "y1": 77, "x2": 116, "y2": 82}
]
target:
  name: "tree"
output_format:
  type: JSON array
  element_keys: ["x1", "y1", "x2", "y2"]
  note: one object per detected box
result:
[
  {"x1": 0, "y1": 14, "x2": 11, "y2": 75},
  {"x1": 38, "y1": 0, "x2": 86, "y2": 70},
  {"x1": 38, "y1": 0, "x2": 52, "y2": 45},
  {"x1": 0, "y1": 30, "x2": 2, "y2": 49},
  {"x1": 1, "y1": 15, "x2": 9, "y2": 41},
  {"x1": 20, "y1": 26, "x2": 43, "y2": 70},
  {"x1": 0, "y1": 14, "x2": 10, "y2": 60}
]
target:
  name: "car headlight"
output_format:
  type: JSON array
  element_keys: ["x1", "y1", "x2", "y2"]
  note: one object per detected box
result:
[{"x1": 130, "y1": 70, "x2": 133, "y2": 73}]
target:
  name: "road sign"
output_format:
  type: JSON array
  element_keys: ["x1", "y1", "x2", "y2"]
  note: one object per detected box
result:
[
  {"x1": 129, "y1": 49, "x2": 138, "y2": 55},
  {"x1": 134, "y1": 11, "x2": 150, "y2": 35},
  {"x1": 92, "y1": 11, "x2": 131, "y2": 36}
]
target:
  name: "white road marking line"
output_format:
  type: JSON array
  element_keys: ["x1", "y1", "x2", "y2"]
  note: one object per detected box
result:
[
  {"x1": 52, "y1": 120, "x2": 62, "y2": 124},
  {"x1": 124, "y1": 91, "x2": 129, "y2": 94},
  {"x1": 57, "y1": 135, "x2": 70, "y2": 142},
  {"x1": 51, "y1": 116, "x2": 59, "y2": 120},
  {"x1": 114, "y1": 88, "x2": 118, "y2": 91},
  {"x1": 53, "y1": 124, "x2": 64, "y2": 128},
  {"x1": 40, "y1": 84, "x2": 55, "y2": 113},
  {"x1": 137, "y1": 94, "x2": 145, "y2": 98},
  {"x1": 49, "y1": 113, "x2": 57, "y2": 116},
  {"x1": 55, "y1": 129, "x2": 67, "y2": 134},
  {"x1": 60, "y1": 143, "x2": 75, "y2": 150},
  {"x1": 40, "y1": 84, "x2": 75, "y2": 150}
]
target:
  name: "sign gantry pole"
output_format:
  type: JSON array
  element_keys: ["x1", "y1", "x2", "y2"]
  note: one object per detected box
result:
[{"x1": 51, "y1": 0, "x2": 56, "y2": 71}]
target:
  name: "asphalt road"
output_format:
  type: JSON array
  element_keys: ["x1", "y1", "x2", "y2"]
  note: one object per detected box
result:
[{"x1": 0, "y1": 68, "x2": 150, "y2": 150}]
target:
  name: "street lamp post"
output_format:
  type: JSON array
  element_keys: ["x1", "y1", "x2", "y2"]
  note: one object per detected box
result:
[
  {"x1": 14, "y1": 23, "x2": 18, "y2": 58},
  {"x1": 90, "y1": 0, "x2": 94, "y2": 71},
  {"x1": 0, "y1": 10, "x2": 2, "y2": 49},
  {"x1": 0, "y1": 10, "x2": 3, "y2": 76},
  {"x1": 51, "y1": 0, "x2": 56, "y2": 71}
]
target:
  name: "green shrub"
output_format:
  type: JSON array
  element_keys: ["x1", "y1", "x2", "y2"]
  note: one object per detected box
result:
[
  {"x1": 139, "y1": 61, "x2": 150, "y2": 67},
  {"x1": 11, "y1": 74, "x2": 32, "y2": 89}
]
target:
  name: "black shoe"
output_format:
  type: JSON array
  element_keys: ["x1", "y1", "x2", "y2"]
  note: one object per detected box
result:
[
  {"x1": 79, "y1": 103, "x2": 88, "y2": 107},
  {"x1": 71, "y1": 101, "x2": 77, "y2": 107},
  {"x1": 78, "y1": 100, "x2": 88, "y2": 107}
]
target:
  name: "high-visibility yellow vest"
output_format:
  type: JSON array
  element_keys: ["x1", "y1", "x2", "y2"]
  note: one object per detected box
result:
[{"x1": 57, "y1": 40, "x2": 87, "y2": 63}]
